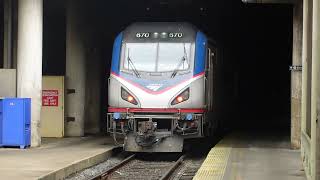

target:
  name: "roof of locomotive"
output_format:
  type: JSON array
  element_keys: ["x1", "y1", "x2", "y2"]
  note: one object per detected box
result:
[{"x1": 122, "y1": 22, "x2": 199, "y2": 43}]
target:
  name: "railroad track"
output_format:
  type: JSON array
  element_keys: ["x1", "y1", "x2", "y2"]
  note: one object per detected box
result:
[
  {"x1": 170, "y1": 158, "x2": 205, "y2": 180},
  {"x1": 89, "y1": 153, "x2": 186, "y2": 180}
]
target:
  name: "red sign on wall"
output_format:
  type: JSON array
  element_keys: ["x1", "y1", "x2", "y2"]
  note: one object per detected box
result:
[{"x1": 42, "y1": 90, "x2": 59, "y2": 106}]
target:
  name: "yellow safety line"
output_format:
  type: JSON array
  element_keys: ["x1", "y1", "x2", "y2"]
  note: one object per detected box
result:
[{"x1": 193, "y1": 138, "x2": 232, "y2": 180}]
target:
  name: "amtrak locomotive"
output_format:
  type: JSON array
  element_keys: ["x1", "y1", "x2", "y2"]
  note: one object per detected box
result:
[{"x1": 108, "y1": 22, "x2": 219, "y2": 152}]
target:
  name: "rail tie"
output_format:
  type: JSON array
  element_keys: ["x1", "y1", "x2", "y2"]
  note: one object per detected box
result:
[
  {"x1": 159, "y1": 154, "x2": 186, "y2": 180},
  {"x1": 89, "y1": 154, "x2": 136, "y2": 180}
]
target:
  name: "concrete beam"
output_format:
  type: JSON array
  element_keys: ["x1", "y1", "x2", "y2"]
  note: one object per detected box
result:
[{"x1": 16, "y1": 0, "x2": 43, "y2": 147}]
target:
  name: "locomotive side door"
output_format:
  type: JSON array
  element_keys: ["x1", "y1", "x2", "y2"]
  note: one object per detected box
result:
[
  {"x1": 210, "y1": 47, "x2": 218, "y2": 111},
  {"x1": 205, "y1": 47, "x2": 215, "y2": 112}
]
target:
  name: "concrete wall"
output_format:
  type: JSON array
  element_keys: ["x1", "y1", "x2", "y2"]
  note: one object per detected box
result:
[{"x1": 0, "y1": 69, "x2": 16, "y2": 97}]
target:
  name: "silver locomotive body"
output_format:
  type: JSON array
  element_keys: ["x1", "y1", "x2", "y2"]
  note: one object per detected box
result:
[{"x1": 107, "y1": 22, "x2": 217, "y2": 152}]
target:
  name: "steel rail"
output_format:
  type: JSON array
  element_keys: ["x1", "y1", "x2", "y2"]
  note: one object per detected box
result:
[
  {"x1": 89, "y1": 154, "x2": 136, "y2": 180},
  {"x1": 159, "y1": 154, "x2": 186, "y2": 180}
]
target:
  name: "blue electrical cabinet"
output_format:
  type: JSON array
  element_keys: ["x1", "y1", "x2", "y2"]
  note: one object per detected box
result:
[{"x1": 0, "y1": 98, "x2": 31, "y2": 149}]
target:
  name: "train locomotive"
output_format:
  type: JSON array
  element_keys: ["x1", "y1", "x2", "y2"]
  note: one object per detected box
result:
[{"x1": 107, "y1": 22, "x2": 219, "y2": 152}]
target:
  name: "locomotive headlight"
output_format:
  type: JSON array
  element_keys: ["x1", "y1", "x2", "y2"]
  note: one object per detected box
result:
[
  {"x1": 121, "y1": 87, "x2": 138, "y2": 105},
  {"x1": 171, "y1": 88, "x2": 190, "y2": 105}
]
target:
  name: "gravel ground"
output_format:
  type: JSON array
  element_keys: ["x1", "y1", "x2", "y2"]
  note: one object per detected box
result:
[
  {"x1": 108, "y1": 159, "x2": 174, "y2": 180},
  {"x1": 66, "y1": 151, "x2": 129, "y2": 180}
]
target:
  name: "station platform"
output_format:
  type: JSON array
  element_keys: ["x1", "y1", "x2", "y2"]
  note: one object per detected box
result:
[
  {"x1": 194, "y1": 132, "x2": 306, "y2": 180},
  {"x1": 0, "y1": 135, "x2": 115, "y2": 180}
]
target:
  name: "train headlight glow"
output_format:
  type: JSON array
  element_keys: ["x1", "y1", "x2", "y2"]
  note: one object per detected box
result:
[
  {"x1": 171, "y1": 88, "x2": 190, "y2": 105},
  {"x1": 177, "y1": 96, "x2": 184, "y2": 103},
  {"x1": 127, "y1": 96, "x2": 134, "y2": 102},
  {"x1": 121, "y1": 87, "x2": 138, "y2": 105}
]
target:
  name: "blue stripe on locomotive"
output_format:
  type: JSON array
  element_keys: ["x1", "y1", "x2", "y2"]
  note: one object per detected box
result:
[
  {"x1": 111, "y1": 32, "x2": 123, "y2": 75},
  {"x1": 111, "y1": 31, "x2": 207, "y2": 76},
  {"x1": 194, "y1": 31, "x2": 207, "y2": 75}
]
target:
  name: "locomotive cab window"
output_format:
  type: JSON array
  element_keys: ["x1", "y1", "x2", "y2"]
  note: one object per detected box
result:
[
  {"x1": 121, "y1": 42, "x2": 193, "y2": 73},
  {"x1": 123, "y1": 43, "x2": 158, "y2": 72}
]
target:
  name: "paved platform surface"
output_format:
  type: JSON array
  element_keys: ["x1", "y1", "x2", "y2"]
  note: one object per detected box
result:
[
  {"x1": 0, "y1": 136, "x2": 115, "y2": 180},
  {"x1": 194, "y1": 132, "x2": 306, "y2": 180}
]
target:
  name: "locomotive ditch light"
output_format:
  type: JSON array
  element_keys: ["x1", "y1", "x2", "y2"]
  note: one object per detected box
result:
[
  {"x1": 128, "y1": 96, "x2": 134, "y2": 102},
  {"x1": 177, "y1": 96, "x2": 183, "y2": 102},
  {"x1": 171, "y1": 88, "x2": 190, "y2": 105},
  {"x1": 121, "y1": 87, "x2": 138, "y2": 105}
]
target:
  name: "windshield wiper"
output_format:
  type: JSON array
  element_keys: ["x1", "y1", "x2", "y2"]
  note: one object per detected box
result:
[
  {"x1": 171, "y1": 44, "x2": 188, "y2": 78},
  {"x1": 171, "y1": 56, "x2": 186, "y2": 78},
  {"x1": 127, "y1": 49, "x2": 141, "y2": 78}
]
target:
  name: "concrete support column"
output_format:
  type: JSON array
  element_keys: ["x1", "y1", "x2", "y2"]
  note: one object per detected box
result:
[
  {"x1": 301, "y1": 1, "x2": 314, "y2": 178},
  {"x1": 16, "y1": 0, "x2": 43, "y2": 147},
  {"x1": 301, "y1": 0, "x2": 313, "y2": 136},
  {"x1": 85, "y1": 48, "x2": 101, "y2": 134},
  {"x1": 311, "y1": 0, "x2": 320, "y2": 178},
  {"x1": 291, "y1": 0, "x2": 303, "y2": 149},
  {"x1": 3, "y1": 0, "x2": 13, "y2": 68},
  {"x1": 65, "y1": 1, "x2": 86, "y2": 136}
]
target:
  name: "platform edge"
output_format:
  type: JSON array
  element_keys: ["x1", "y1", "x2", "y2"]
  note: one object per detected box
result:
[
  {"x1": 193, "y1": 137, "x2": 232, "y2": 180},
  {"x1": 37, "y1": 147, "x2": 115, "y2": 180}
]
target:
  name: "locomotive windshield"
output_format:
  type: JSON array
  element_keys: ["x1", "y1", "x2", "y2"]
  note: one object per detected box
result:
[{"x1": 122, "y1": 43, "x2": 193, "y2": 73}]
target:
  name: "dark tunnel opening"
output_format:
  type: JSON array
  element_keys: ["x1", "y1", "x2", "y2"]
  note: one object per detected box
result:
[{"x1": 40, "y1": 0, "x2": 293, "y2": 135}]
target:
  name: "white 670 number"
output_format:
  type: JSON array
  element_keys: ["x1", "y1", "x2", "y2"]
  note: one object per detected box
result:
[
  {"x1": 169, "y1": 33, "x2": 183, "y2": 38},
  {"x1": 136, "y1": 33, "x2": 150, "y2": 38}
]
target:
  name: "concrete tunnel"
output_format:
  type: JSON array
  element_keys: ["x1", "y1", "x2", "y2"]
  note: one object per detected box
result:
[
  {"x1": 0, "y1": 0, "x2": 298, "y2": 146},
  {"x1": 61, "y1": 1, "x2": 291, "y2": 141},
  {"x1": 0, "y1": 0, "x2": 320, "y2": 179}
]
